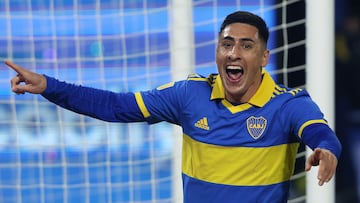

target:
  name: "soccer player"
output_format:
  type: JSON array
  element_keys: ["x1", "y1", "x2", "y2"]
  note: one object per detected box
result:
[{"x1": 4, "y1": 11, "x2": 341, "y2": 203}]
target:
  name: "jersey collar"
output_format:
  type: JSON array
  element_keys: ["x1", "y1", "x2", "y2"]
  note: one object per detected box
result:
[{"x1": 210, "y1": 69, "x2": 275, "y2": 107}]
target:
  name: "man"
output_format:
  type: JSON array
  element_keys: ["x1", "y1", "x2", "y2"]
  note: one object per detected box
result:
[{"x1": 4, "y1": 11, "x2": 341, "y2": 203}]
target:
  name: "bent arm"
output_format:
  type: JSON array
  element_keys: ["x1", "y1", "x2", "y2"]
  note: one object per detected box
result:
[{"x1": 281, "y1": 91, "x2": 342, "y2": 186}]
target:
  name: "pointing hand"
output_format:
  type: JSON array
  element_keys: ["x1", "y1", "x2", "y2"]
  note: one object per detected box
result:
[{"x1": 4, "y1": 60, "x2": 47, "y2": 94}]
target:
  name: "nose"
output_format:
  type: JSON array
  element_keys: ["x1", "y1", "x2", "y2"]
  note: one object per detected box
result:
[{"x1": 228, "y1": 45, "x2": 241, "y2": 60}]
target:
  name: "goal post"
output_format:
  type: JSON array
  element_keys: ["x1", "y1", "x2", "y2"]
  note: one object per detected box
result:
[
  {"x1": 169, "y1": 0, "x2": 194, "y2": 202},
  {"x1": 306, "y1": 0, "x2": 335, "y2": 202}
]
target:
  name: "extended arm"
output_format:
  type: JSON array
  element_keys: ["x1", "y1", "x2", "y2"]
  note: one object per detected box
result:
[{"x1": 5, "y1": 60, "x2": 145, "y2": 122}]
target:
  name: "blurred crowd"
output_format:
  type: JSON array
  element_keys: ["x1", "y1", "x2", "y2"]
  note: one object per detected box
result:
[{"x1": 335, "y1": 0, "x2": 360, "y2": 202}]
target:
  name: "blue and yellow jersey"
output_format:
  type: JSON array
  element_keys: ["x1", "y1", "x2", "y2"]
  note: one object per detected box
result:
[
  {"x1": 134, "y1": 70, "x2": 337, "y2": 202},
  {"x1": 43, "y1": 70, "x2": 341, "y2": 203}
]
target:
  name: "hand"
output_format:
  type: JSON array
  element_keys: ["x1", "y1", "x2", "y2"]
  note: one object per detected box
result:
[
  {"x1": 305, "y1": 148, "x2": 338, "y2": 186},
  {"x1": 4, "y1": 60, "x2": 47, "y2": 94}
]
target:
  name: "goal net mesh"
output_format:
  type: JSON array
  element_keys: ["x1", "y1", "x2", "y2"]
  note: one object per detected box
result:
[{"x1": 0, "y1": 0, "x2": 306, "y2": 202}]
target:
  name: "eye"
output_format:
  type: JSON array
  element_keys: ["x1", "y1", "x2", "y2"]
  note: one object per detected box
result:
[
  {"x1": 242, "y1": 43, "x2": 252, "y2": 49},
  {"x1": 221, "y1": 40, "x2": 233, "y2": 49}
]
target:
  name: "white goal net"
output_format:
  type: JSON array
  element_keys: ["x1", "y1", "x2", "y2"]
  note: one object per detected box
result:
[{"x1": 0, "y1": 0, "x2": 309, "y2": 202}]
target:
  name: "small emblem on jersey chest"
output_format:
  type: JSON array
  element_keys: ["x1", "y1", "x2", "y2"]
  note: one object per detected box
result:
[
  {"x1": 246, "y1": 116, "x2": 267, "y2": 140},
  {"x1": 194, "y1": 117, "x2": 210, "y2": 130}
]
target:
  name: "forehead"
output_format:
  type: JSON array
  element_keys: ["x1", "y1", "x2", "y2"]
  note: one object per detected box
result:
[{"x1": 220, "y1": 23, "x2": 260, "y2": 40}]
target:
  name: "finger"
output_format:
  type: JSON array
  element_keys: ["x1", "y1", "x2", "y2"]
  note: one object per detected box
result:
[
  {"x1": 311, "y1": 148, "x2": 321, "y2": 165},
  {"x1": 305, "y1": 150, "x2": 320, "y2": 171},
  {"x1": 320, "y1": 164, "x2": 335, "y2": 182},
  {"x1": 11, "y1": 75, "x2": 22, "y2": 84},
  {"x1": 316, "y1": 150, "x2": 327, "y2": 178},
  {"x1": 10, "y1": 73, "x2": 29, "y2": 94},
  {"x1": 317, "y1": 165, "x2": 328, "y2": 185},
  {"x1": 313, "y1": 148, "x2": 322, "y2": 158},
  {"x1": 305, "y1": 156, "x2": 313, "y2": 171},
  {"x1": 4, "y1": 60, "x2": 27, "y2": 75},
  {"x1": 318, "y1": 172, "x2": 332, "y2": 186},
  {"x1": 10, "y1": 80, "x2": 25, "y2": 94},
  {"x1": 316, "y1": 150, "x2": 337, "y2": 186}
]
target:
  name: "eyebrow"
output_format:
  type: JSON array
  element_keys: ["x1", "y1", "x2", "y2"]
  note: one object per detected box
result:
[{"x1": 222, "y1": 36, "x2": 256, "y2": 43}]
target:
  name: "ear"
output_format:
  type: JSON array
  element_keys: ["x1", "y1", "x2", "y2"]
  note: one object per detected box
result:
[{"x1": 261, "y1": 49, "x2": 270, "y2": 67}]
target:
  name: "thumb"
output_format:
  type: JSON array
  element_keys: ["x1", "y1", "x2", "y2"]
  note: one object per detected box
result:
[
  {"x1": 305, "y1": 148, "x2": 321, "y2": 171},
  {"x1": 305, "y1": 156, "x2": 313, "y2": 171}
]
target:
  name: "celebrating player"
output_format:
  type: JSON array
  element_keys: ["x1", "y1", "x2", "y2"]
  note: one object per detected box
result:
[{"x1": 4, "y1": 11, "x2": 341, "y2": 202}]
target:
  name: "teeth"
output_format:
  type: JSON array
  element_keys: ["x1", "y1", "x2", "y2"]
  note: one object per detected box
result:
[
  {"x1": 226, "y1": 66, "x2": 243, "y2": 75},
  {"x1": 227, "y1": 66, "x2": 243, "y2": 70}
]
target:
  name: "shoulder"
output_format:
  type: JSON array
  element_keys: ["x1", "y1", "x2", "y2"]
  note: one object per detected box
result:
[
  {"x1": 187, "y1": 73, "x2": 213, "y2": 82},
  {"x1": 273, "y1": 84, "x2": 309, "y2": 99},
  {"x1": 153, "y1": 73, "x2": 213, "y2": 93},
  {"x1": 270, "y1": 85, "x2": 318, "y2": 111},
  {"x1": 186, "y1": 73, "x2": 219, "y2": 85},
  {"x1": 172, "y1": 73, "x2": 217, "y2": 89},
  {"x1": 274, "y1": 85, "x2": 323, "y2": 118}
]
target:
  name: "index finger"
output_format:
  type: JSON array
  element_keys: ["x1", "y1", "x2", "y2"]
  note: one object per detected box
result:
[{"x1": 4, "y1": 60, "x2": 26, "y2": 74}]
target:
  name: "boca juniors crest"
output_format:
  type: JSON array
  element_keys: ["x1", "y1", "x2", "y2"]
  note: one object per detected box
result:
[{"x1": 246, "y1": 116, "x2": 267, "y2": 140}]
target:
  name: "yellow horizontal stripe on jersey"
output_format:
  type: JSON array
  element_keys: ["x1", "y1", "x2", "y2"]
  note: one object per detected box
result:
[
  {"x1": 134, "y1": 92, "x2": 150, "y2": 118},
  {"x1": 182, "y1": 134, "x2": 299, "y2": 186}
]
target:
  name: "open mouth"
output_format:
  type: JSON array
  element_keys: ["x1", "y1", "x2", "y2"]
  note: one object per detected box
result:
[{"x1": 226, "y1": 66, "x2": 243, "y2": 81}]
